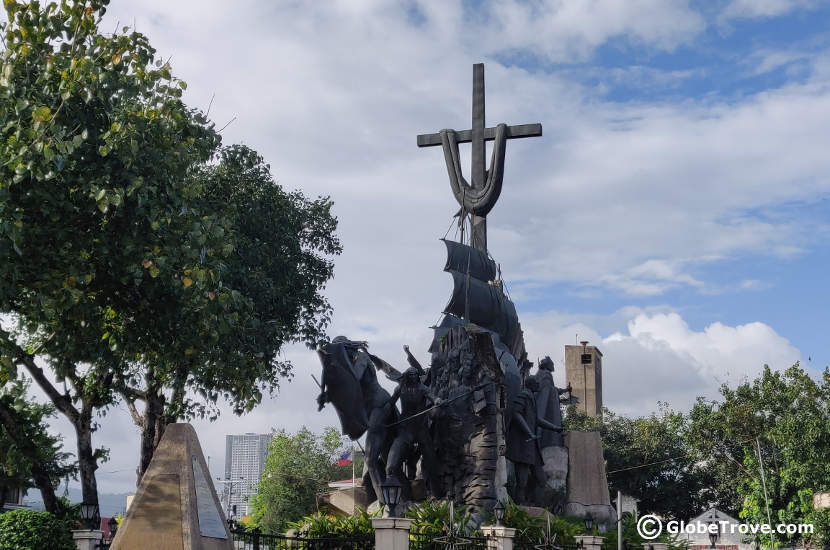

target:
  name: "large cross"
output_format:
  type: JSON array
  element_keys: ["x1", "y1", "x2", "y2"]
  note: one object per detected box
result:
[{"x1": 417, "y1": 63, "x2": 542, "y2": 252}]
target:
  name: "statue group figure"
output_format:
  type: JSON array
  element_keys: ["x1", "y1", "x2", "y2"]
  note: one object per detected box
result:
[
  {"x1": 506, "y1": 356, "x2": 572, "y2": 505},
  {"x1": 316, "y1": 336, "x2": 571, "y2": 509}
]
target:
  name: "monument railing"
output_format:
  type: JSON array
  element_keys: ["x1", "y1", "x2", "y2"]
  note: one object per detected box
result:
[
  {"x1": 513, "y1": 542, "x2": 583, "y2": 550},
  {"x1": 229, "y1": 527, "x2": 374, "y2": 550},
  {"x1": 408, "y1": 531, "x2": 491, "y2": 549}
]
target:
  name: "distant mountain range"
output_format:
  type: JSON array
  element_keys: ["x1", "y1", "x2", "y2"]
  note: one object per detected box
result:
[{"x1": 24, "y1": 487, "x2": 132, "y2": 518}]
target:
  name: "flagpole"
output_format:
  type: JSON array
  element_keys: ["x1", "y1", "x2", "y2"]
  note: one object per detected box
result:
[{"x1": 351, "y1": 441, "x2": 356, "y2": 514}]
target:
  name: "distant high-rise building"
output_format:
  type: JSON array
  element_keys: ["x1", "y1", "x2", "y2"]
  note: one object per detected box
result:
[{"x1": 223, "y1": 433, "x2": 272, "y2": 517}]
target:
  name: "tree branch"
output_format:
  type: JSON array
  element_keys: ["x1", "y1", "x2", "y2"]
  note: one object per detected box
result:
[
  {"x1": 123, "y1": 396, "x2": 144, "y2": 428},
  {"x1": 1, "y1": 336, "x2": 79, "y2": 424}
]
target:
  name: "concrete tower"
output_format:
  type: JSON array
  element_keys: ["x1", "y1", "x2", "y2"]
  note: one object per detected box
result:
[{"x1": 565, "y1": 341, "x2": 603, "y2": 417}]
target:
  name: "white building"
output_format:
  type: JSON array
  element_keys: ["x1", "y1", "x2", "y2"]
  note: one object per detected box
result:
[
  {"x1": 676, "y1": 508, "x2": 755, "y2": 550},
  {"x1": 1, "y1": 486, "x2": 27, "y2": 511},
  {"x1": 222, "y1": 433, "x2": 272, "y2": 517}
]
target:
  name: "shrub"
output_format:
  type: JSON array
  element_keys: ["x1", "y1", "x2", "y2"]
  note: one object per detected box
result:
[
  {"x1": 0, "y1": 509, "x2": 75, "y2": 550},
  {"x1": 407, "y1": 499, "x2": 476, "y2": 537},
  {"x1": 488, "y1": 498, "x2": 584, "y2": 545},
  {"x1": 288, "y1": 508, "x2": 375, "y2": 538}
]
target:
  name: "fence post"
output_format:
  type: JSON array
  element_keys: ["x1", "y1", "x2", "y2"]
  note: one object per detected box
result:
[
  {"x1": 481, "y1": 525, "x2": 517, "y2": 550},
  {"x1": 575, "y1": 535, "x2": 605, "y2": 550},
  {"x1": 71, "y1": 529, "x2": 103, "y2": 550},
  {"x1": 252, "y1": 527, "x2": 261, "y2": 550},
  {"x1": 371, "y1": 517, "x2": 413, "y2": 550}
]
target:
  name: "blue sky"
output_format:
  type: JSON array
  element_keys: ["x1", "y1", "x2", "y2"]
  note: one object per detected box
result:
[
  {"x1": 514, "y1": 2, "x2": 830, "y2": 365},
  {"x1": 14, "y1": 0, "x2": 830, "y2": 494}
]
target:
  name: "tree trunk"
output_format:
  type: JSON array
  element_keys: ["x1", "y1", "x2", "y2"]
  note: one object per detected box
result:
[
  {"x1": 134, "y1": 368, "x2": 189, "y2": 486},
  {"x1": 30, "y1": 463, "x2": 62, "y2": 515},
  {"x1": 136, "y1": 390, "x2": 165, "y2": 485},
  {"x1": 75, "y1": 412, "x2": 99, "y2": 509}
]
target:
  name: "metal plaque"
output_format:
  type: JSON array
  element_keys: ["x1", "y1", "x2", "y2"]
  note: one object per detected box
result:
[{"x1": 192, "y1": 456, "x2": 227, "y2": 539}]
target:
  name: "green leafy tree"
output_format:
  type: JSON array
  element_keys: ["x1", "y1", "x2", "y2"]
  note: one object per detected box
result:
[
  {"x1": 688, "y1": 364, "x2": 830, "y2": 548},
  {"x1": 251, "y1": 427, "x2": 348, "y2": 533},
  {"x1": 0, "y1": 0, "x2": 228, "y2": 507},
  {"x1": 0, "y1": 376, "x2": 75, "y2": 515},
  {"x1": 0, "y1": 0, "x2": 340, "y2": 508},
  {"x1": 0, "y1": 509, "x2": 75, "y2": 550},
  {"x1": 565, "y1": 404, "x2": 707, "y2": 520},
  {"x1": 121, "y1": 145, "x2": 340, "y2": 482}
]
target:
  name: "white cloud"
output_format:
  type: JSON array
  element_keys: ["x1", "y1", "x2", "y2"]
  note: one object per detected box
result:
[
  {"x1": 522, "y1": 309, "x2": 800, "y2": 415},
  {"x1": 739, "y1": 278, "x2": 771, "y2": 291},
  {"x1": 720, "y1": 0, "x2": 817, "y2": 20},
  {"x1": 10, "y1": 0, "x2": 827, "y2": 496},
  {"x1": 478, "y1": 0, "x2": 706, "y2": 62}
]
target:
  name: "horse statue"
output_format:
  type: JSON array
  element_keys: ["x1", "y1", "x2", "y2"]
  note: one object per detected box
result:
[{"x1": 315, "y1": 336, "x2": 400, "y2": 503}]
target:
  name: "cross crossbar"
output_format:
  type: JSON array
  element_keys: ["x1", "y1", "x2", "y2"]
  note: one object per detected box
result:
[{"x1": 416, "y1": 123, "x2": 542, "y2": 147}]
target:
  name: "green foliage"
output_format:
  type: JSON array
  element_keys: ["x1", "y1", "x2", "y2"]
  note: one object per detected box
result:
[
  {"x1": 688, "y1": 363, "x2": 830, "y2": 548},
  {"x1": 0, "y1": 509, "x2": 75, "y2": 550},
  {"x1": 0, "y1": 0, "x2": 230, "y2": 502},
  {"x1": 289, "y1": 508, "x2": 376, "y2": 538},
  {"x1": 406, "y1": 499, "x2": 476, "y2": 537},
  {"x1": 498, "y1": 499, "x2": 545, "y2": 543},
  {"x1": 0, "y1": 377, "x2": 75, "y2": 513},
  {"x1": 177, "y1": 145, "x2": 341, "y2": 418},
  {"x1": 0, "y1": 0, "x2": 228, "y2": 369},
  {"x1": 0, "y1": 0, "x2": 340, "y2": 504},
  {"x1": 250, "y1": 427, "x2": 348, "y2": 533}
]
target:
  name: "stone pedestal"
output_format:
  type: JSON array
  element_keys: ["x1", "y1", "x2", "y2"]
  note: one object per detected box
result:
[
  {"x1": 541, "y1": 446, "x2": 568, "y2": 491},
  {"x1": 371, "y1": 517, "x2": 413, "y2": 550},
  {"x1": 72, "y1": 530, "x2": 103, "y2": 550},
  {"x1": 575, "y1": 535, "x2": 605, "y2": 550},
  {"x1": 481, "y1": 526, "x2": 516, "y2": 550},
  {"x1": 565, "y1": 432, "x2": 617, "y2": 527}
]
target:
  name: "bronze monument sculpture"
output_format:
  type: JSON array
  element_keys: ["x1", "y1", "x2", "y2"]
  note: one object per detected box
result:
[{"x1": 314, "y1": 64, "x2": 604, "y2": 519}]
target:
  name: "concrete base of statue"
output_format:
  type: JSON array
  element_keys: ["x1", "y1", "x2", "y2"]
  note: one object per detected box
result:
[
  {"x1": 541, "y1": 445, "x2": 568, "y2": 491},
  {"x1": 565, "y1": 431, "x2": 617, "y2": 527}
]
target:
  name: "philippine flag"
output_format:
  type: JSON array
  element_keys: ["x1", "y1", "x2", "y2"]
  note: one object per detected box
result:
[{"x1": 338, "y1": 449, "x2": 354, "y2": 466}]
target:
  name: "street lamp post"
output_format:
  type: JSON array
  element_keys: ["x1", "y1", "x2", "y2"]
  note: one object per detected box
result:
[
  {"x1": 79, "y1": 502, "x2": 100, "y2": 531},
  {"x1": 494, "y1": 501, "x2": 505, "y2": 527},
  {"x1": 108, "y1": 517, "x2": 118, "y2": 541},
  {"x1": 380, "y1": 476, "x2": 402, "y2": 518}
]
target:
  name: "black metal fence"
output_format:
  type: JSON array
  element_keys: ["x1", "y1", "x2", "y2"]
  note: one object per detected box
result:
[
  {"x1": 230, "y1": 527, "x2": 374, "y2": 550},
  {"x1": 408, "y1": 531, "x2": 491, "y2": 549},
  {"x1": 513, "y1": 543, "x2": 602, "y2": 550}
]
